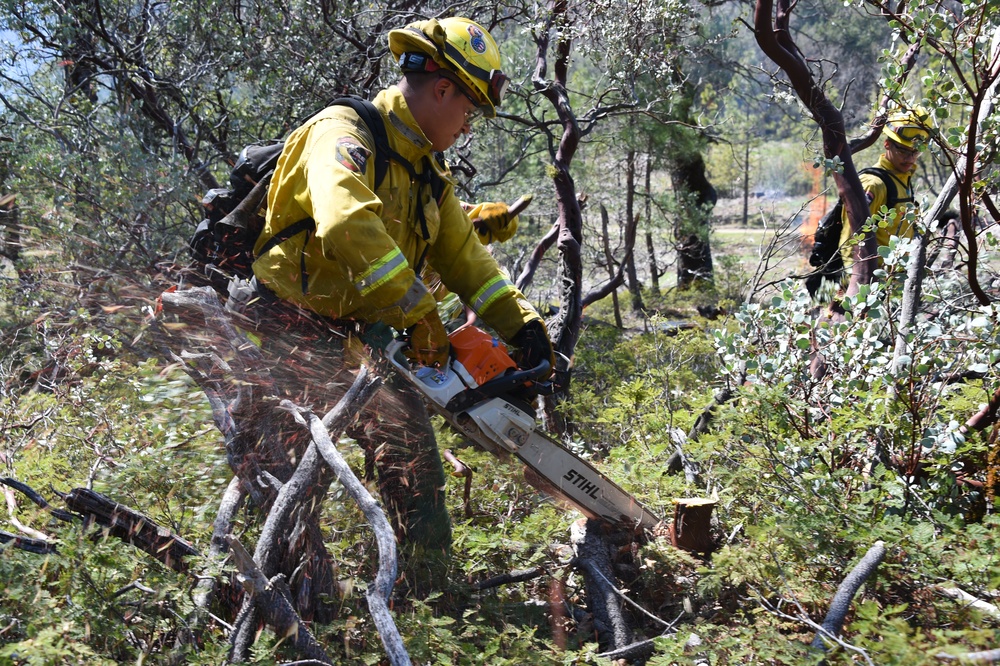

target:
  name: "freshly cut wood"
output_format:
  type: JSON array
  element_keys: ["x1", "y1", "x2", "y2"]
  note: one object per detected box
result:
[{"x1": 669, "y1": 497, "x2": 717, "y2": 554}]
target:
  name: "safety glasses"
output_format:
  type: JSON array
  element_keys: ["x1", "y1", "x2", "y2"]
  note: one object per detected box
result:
[
  {"x1": 455, "y1": 86, "x2": 484, "y2": 125},
  {"x1": 889, "y1": 141, "x2": 923, "y2": 156}
]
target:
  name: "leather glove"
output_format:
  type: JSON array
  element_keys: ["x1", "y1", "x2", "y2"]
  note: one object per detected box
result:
[
  {"x1": 466, "y1": 201, "x2": 519, "y2": 244},
  {"x1": 510, "y1": 319, "x2": 555, "y2": 378},
  {"x1": 405, "y1": 310, "x2": 451, "y2": 368}
]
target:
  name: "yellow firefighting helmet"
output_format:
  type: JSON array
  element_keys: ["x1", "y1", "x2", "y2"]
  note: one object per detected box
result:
[
  {"x1": 389, "y1": 17, "x2": 509, "y2": 118},
  {"x1": 883, "y1": 106, "x2": 932, "y2": 150}
]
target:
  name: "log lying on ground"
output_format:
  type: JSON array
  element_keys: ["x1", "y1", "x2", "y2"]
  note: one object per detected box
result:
[
  {"x1": 571, "y1": 518, "x2": 633, "y2": 652},
  {"x1": 1, "y1": 477, "x2": 203, "y2": 571},
  {"x1": 811, "y1": 541, "x2": 886, "y2": 652},
  {"x1": 63, "y1": 487, "x2": 199, "y2": 572}
]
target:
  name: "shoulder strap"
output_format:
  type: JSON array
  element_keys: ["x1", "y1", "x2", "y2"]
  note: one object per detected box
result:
[
  {"x1": 859, "y1": 166, "x2": 912, "y2": 208},
  {"x1": 331, "y1": 96, "x2": 391, "y2": 189},
  {"x1": 331, "y1": 96, "x2": 448, "y2": 202}
]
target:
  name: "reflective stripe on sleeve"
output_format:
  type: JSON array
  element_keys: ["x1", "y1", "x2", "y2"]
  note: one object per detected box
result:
[
  {"x1": 354, "y1": 247, "x2": 408, "y2": 296},
  {"x1": 471, "y1": 275, "x2": 516, "y2": 315}
]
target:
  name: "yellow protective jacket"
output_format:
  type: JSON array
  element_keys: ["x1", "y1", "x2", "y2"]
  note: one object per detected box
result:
[
  {"x1": 252, "y1": 87, "x2": 540, "y2": 342},
  {"x1": 838, "y1": 154, "x2": 916, "y2": 269}
]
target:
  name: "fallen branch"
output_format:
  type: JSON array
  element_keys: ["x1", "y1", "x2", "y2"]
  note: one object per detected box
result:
[
  {"x1": 473, "y1": 566, "x2": 545, "y2": 591},
  {"x1": 4, "y1": 483, "x2": 53, "y2": 543},
  {"x1": 63, "y1": 487, "x2": 199, "y2": 572},
  {"x1": 0, "y1": 529, "x2": 57, "y2": 554},
  {"x1": 811, "y1": 541, "x2": 886, "y2": 652},
  {"x1": 936, "y1": 647, "x2": 1000, "y2": 663},
  {"x1": 225, "y1": 535, "x2": 332, "y2": 665},
  {"x1": 935, "y1": 586, "x2": 1000, "y2": 621},
  {"x1": 0, "y1": 477, "x2": 74, "y2": 522},
  {"x1": 288, "y1": 378, "x2": 414, "y2": 666},
  {"x1": 596, "y1": 637, "x2": 658, "y2": 662}
]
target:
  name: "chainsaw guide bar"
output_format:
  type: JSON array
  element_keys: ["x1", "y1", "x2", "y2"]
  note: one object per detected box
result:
[{"x1": 387, "y1": 327, "x2": 660, "y2": 530}]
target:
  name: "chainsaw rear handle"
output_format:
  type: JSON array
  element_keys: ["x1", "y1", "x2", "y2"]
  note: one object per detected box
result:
[{"x1": 445, "y1": 359, "x2": 551, "y2": 412}]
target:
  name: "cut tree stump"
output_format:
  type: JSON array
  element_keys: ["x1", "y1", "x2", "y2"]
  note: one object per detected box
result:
[{"x1": 669, "y1": 497, "x2": 717, "y2": 555}]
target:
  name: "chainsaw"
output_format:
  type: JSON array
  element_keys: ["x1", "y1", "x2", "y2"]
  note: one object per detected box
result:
[{"x1": 387, "y1": 325, "x2": 660, "y2": 530}]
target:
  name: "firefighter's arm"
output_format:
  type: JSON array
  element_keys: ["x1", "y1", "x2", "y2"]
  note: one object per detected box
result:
[
  {"x1": 306, "y1": 124, "x2": 435, "y2": 330},
  {"x1": 430, "y1": 192, "x2": 542, "y2": 342}
]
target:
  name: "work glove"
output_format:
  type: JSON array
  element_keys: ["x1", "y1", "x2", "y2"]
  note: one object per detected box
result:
[
  {"x1": 465, "y1": 201, "x2": 519, "y2": 244},
  {"x1": 511, "y1": 319, "x2": 555, "y2": 379},
  {"x1": 405, "y1": 310, "x2": 451, "y2": 369}
]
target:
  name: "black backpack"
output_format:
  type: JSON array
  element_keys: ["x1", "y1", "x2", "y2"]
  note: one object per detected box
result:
[
  {"x1": 805, "y1": 167, "x2": 909, "y2": 295},
  {"x1": 190, "y1": 97, "x2": 392, "y2": 282}
]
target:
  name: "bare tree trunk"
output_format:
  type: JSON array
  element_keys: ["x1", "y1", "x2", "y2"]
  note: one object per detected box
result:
[
  {"x1": 538, "y1": 47, "x2": 584, "y2": 361},
  {"x1": 742, "y1": 132, "x2": 751, "y2": 227},
  {"x1": 599, "y1": 203, "x2": 623, "y2": 328},
  {"x1": 531, "y1": 0, "x2": 585, "y2": 430},
  {"x1": 570, "y1": 519, "x2": 633, "y2": 652},
  {"x1": 644, "y1": 152, "x2": 660, "y2": 297},
  {"x1": 625, "y1": 148, "x2": 644, "y2": 311}
]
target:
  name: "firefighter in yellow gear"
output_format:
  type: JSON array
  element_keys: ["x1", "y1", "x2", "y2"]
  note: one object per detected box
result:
[
  {"x1": 249, "y1": 17, "x2": 553, "y2": 563},
  {"x1": 839, "y1": 107, "x2": 932, "y2": 270}
]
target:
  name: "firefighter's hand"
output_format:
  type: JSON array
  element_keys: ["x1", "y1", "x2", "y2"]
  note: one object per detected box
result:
[
  {"x1": 467, "y1": 201, "x2": 519, "y2": 244},
  {"x1": 406, "y1": 310, "x2": 451, "y2": 368},
  {"x1": 511, "y1": 319, "x2": 554, "y2": 379}
]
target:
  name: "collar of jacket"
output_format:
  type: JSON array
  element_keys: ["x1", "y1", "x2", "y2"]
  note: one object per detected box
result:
[{"x1": 374, "y1": 86, "x2": 436, "y2": 165}]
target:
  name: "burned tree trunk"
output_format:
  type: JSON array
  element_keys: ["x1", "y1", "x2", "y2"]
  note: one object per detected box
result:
[
  {"x1": 570, "y1": 519, "x2": 633, "y2": 652},
  {"x1": 673, "y1": 152, "x2": 717, "y2": 289}
]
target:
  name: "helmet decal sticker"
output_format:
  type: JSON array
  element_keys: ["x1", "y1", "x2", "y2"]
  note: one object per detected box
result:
[{"x1": 467, "y1": 25, "x2": 487, "y2": 53}]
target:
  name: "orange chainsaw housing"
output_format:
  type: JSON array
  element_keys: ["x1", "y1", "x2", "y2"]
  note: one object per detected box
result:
[{"x1": 449, "y1": 326, "x2": 517, "y2": 386}]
